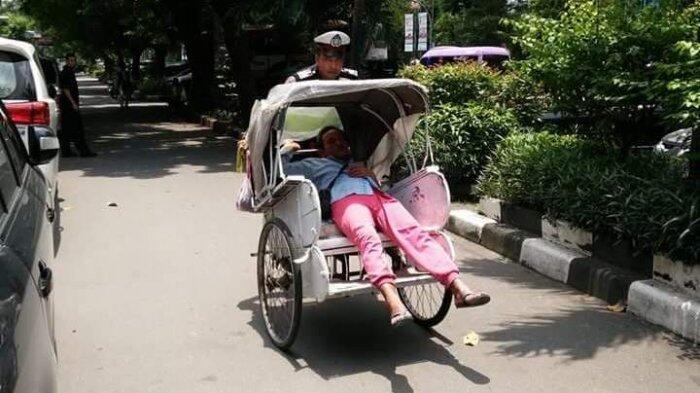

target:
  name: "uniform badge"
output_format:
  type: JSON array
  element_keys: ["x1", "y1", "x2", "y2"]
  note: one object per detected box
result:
[{"x1": 330, "y1": 34, "x2": 342, "y2": 48}]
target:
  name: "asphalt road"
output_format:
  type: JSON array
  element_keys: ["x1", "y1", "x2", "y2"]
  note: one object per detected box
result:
[{"x1": 54, "y1": 77, "x2": 700, "y2": 393}]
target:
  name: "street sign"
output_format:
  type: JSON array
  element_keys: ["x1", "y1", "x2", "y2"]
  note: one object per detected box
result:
[
  {"x1": 417, "y1": 12, "x2": 428, "y2": 51},
  {"x1": 404, "y1": 14, "x2": 414, "y2": 52}
]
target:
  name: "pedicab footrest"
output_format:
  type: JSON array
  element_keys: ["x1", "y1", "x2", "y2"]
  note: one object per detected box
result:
[{"x1": 326, "y1": 273, "x2": 437, "y2": 300}]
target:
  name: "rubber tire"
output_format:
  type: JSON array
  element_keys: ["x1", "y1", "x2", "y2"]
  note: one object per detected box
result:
[
  {"x1": 391, "y1": 250, "x2": 451, "y2": 327},
  {"x1": 257, "y1": 218, "x2": 302, "y2": 350}
]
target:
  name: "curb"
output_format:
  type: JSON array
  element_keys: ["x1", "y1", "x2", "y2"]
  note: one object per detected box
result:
[
  {"x1": 628, "y1": 280, "x2": 700, "y2": 343},
  {"x1": 520, "y1": 238, "x2": 582, "y2": 284},
  {"x1": 448, "y1": 209, "x2": 645, "y2": 305}
]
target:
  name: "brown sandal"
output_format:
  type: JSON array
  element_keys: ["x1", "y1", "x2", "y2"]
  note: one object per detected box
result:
[
  {"x1": 390, "y1": 310, "x2": 413, "y2": 326},
  {"x1": 455, "y1": 292, "x2": 491, "y2": 308}
]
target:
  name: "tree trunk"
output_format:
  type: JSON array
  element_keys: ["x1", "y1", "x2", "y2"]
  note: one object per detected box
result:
[
  {"x1": 173, "y1": 2, "x2": 217, "y2": 112},
  {"x1": 350, "y1": 0, "x2": 366, "y2": 69},
  {"x1": 153, "y1": 45, "x2": 167, "y2": 79},
  {"x1": 130, "y1": 48, "x2": 142, "y2": 81},
  {"x1": 689, "y1": 127, "x2": 700, "y2": 187},
  {"x1": 222, "y1": 25, "x2": 254, "y2": 124},
  {"x1": 211, "y1": 3, "x2": 255, "y2": 124}
]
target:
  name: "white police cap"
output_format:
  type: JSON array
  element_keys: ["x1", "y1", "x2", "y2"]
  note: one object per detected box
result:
[{"x1": 314, "y1": 31, "x2": 351, "y2": 48}]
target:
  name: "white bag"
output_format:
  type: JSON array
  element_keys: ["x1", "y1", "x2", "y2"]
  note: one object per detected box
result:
[
  {"x1": 235, "y1": 149, "x2": 255, "y2": 212},
  {"x1": 235, "y1": 176, "x2": 254, "y2": 212}
]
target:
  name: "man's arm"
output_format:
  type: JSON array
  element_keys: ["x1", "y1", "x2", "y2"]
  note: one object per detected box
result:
[
  {"x1": 62, "y1": 88, "x2": 78, "y2": 109},
  {"x1": 346, "y1": 164, "x2": 380, "y2": 185},
  {"x1": 59, "y1": 70, "x2": 78, "y2": 109}
]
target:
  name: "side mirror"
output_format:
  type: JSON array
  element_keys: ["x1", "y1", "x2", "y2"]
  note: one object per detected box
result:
[
  {"x1": 47, "y1": 85, "x2": 57, "y2": 99},
  {"x1": 27, "y1": 126, "x2": 60, "y2": 165}
]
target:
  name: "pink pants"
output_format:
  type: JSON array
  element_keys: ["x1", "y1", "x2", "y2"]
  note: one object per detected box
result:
[{"x1": 331, "y1": 190, "x2": 459, "y2": 288}]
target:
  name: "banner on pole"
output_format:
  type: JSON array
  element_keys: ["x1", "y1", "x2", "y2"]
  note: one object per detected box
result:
[
  {"x1": 404, "y1": 14, "x2": 414, "y2": 52},
  {"x1": 417, "y1": 12, "x2": 428, "y2": 51}
]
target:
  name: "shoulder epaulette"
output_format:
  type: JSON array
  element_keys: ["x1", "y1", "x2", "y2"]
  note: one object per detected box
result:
[
  {"x1": 293, "y1": 66, "x2": 317, "y2": 81},
  {"x1": 340, "y1": 68, "x2": 359, "y2": 79}
]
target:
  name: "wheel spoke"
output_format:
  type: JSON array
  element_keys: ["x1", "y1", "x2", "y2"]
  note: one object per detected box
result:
[
  {"x1": 399, "y1": 280, "x2": 449, "y2": 325},
  {"x1": 258, "y1": 222, "x2": 300, "y2": 347}
]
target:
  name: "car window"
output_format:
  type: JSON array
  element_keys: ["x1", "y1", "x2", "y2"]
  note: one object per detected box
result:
[
  {"x1": 0, "y1": 51, "x2": 36, "y2": 100},
  {"x1": 0, "y1": 109, "x2": 26, "y2": 182},
  {"x1": 0, "y1": 127, "x2": 19, "y2": 212},
  {"x1": 482, "y1": 54, "x2": 510, "y2": 70},
  {"x1": 40, "y1": 58, "x2": 57, "y2": 85},
  {"x1": 283, "y1": 107, "x2": 343, "y2": 141}
]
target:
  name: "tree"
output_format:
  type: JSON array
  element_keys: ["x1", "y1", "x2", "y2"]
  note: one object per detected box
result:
[
  {"x1": 0, "y1": 11, "x2": 36, "y2": 40},
  {"x1": 654, "y1": 40, "x2": 700, "y2": 183},
  {"x1": 509, "y1": 0, "x2": 700, "y2": 155},
  {"x1": 434, "y1": 0, "x2": 509, "y2": 45}
]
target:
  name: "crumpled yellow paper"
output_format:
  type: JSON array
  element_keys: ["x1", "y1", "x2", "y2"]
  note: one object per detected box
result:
[{"x1": 463, "y1": 331, "x2": 480, "y2": 347}]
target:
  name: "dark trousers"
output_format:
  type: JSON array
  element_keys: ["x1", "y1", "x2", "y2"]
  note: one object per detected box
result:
[{"x1": 59, "y1": 107, "x2": 91, "y2": 155}]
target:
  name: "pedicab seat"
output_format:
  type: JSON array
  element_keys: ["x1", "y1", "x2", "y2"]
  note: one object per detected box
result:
[{"x1": 318, "y1": 220, "x2": 393, "y2": 256}]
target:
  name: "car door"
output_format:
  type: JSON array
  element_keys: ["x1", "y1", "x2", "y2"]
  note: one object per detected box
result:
[{"x1": 0, "y1": 109, "x2": 56, "y2": 393}]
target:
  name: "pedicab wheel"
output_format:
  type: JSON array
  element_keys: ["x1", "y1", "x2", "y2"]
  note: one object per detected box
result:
[
  {"x1": 398, "y1": 282, "x2": 452, "y2": 327},
  {"x1": 257, "y1": 218, "x2": 302, "y2": 350}
]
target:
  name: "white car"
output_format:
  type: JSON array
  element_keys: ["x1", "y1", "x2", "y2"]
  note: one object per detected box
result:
[
  {"x1": 655, "y1": 128, "x2": 692, "y2": 156},
  {"x1": 0, "y1": 38, "x2": 60, "y2": 221}
]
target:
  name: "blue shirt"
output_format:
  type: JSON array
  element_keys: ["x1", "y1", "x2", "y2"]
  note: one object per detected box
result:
[{"x1": 282, "y1": 155, "x2": 377, "y2": 203}]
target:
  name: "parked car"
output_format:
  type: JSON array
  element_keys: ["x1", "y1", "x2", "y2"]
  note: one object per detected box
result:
[
  {"x1": 0, "y1": 101, "x2": 59, "y2": 393},
  {"x1": 0, "y1": 38, "x2": 60, "y2": 239},
  {"x1": 39, "y1": 57, "x2": 60, "y2": 95},
  {"x1": 655, "y1": 128, "x2": 692, "y2": 156},
  {"x1": 420, "y1": 46, "x2": 511, "y2": 69}
]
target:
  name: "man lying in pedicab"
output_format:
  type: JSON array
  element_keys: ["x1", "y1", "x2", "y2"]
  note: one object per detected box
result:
[{"x1": 281, "y1": 125, "x2": 491, "y2": 326}]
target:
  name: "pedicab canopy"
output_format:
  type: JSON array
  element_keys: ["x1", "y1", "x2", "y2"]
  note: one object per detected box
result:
[{"x1": 246, "y1": 79, "x2": 429, "y2": 200}]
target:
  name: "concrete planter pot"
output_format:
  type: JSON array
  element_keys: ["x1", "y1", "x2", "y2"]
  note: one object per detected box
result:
[
  {"x1": 652, "y1": 254, "x2": 700, "y2": 299},
  {"x1": 592, "y1": 232, "x2": 653, "y2": 277},
  {"x1": 542, "y1": 219, "x2": 593, "y2": 254},
  {"x1": 502, "y1": 203, "x2": 543, "y2": 235},
  {"x1": 201, "y1": 115, "x2": 216, "y2": 127},
  {"x1": 212, "y1": 120, "x2": 232, "y2": 134},
  {"x1": 479, "y1": 197, "x2": 502, "y2": 221},
  {"x1": 479, "y1": 197, "x2": 542, "y2": 235}
]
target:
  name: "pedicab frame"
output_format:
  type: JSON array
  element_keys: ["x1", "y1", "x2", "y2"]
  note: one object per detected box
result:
[{"x1": 245, "y1": 79, "x2": 455, "y2": 349}]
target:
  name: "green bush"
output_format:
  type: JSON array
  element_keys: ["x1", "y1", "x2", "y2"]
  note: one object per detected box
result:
[
  {"x1": 399, "y1": 62, "x2": 503, "y2": 107},
  {"x1": 399, "y1": 62, "x2": 549, "y2": 125},
  {"x1": 508, "y1": 0, "x2": 700, "y2": 148},
  {"x1": 407, "y1": 102, "x2": 519, "y2": 189},
  {"x1": 477, "y1": 131, "x2": 699, "y2": 265}
]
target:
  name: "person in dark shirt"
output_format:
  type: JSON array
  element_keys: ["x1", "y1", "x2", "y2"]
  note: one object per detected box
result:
[{"x1": 58, "y1": 53, "x2": 96, "y2": 157}]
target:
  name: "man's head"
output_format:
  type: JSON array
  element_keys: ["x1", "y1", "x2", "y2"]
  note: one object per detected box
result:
[
  {"x1": 313, "y1": 31, "x2": 350, "y2": 80},
  {"x1": 64, "y1": 53, "x2": 77, "y2": 69},
  {"x1": 318, "y1": 126, "x2": 351, "y2": 160}
]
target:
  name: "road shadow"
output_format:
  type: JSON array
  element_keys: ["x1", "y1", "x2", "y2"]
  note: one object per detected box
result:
[
  {"x1": 60, "y1": 122, "x2": 236, "y2": 179},
  {"x1": 59, "y1": 77, "x2": 237, "y2": 179},
  {"x1": 454, "y1": 247, "x2": 700, "y2": 362},
  {"x1": 456, "y1": 252, "x2": 581, "y2": 295},
  {"x1": 662, "y1": 331, "x2": 700, "y2": 361},
  {"x1": 238, "y1": 295, "x2": 490, "y2": 392},
  {"x1": 479, "y1": 305, "x2": 664, "y2": 361}
]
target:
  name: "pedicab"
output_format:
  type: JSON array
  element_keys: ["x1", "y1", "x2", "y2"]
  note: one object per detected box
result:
[{"x1": 244, "y1": 78, "x2": 455, "y2": 349}]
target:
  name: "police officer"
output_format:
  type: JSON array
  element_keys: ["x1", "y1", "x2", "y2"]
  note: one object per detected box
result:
[{"x1": 285, "y1": 31, "x2": 359, "y2": 83}]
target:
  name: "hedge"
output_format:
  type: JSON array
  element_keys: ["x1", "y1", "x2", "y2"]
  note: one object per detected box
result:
[
  {"x1": 401, "y1": 102, "x2": 519, "y2": 191},
  {"x1": 477, "y1": 131, "x2": 699, "y2": 265}
]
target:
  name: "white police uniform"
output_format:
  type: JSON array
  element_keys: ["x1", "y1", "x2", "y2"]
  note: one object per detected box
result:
[{"x1": 285, "y1": 31, "x2": 359, "y2": 83}]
